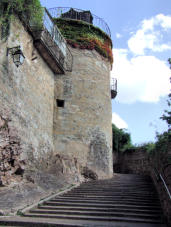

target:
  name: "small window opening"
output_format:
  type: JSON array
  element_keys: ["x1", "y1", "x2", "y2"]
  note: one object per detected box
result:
[{"x1": 56, "y1": 99, "x2": 65, "y2": 108}]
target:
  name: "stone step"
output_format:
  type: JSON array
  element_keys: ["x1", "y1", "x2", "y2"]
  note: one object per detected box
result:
[
  {"x1": 58, "y1": 195, "x2": 159, "y2": 201},
  {"x1": 79, "y1": 184, "x2": 154, "y2": 187},
  {"x1": 52, "y1": 198, "x2": 160, "y2": 205},
  {"x1": 79, "y1": 185, "x2": 154, "y2": 188},
  {"x1": 38, "y1": 205, "x2": 163, "y2": 214},
  {"x1": 44, "y1": 201, "x2": 162, "y2": 209},
  {"x1": 49, "y1": 198, "x2": 160, "y2": 205},
  {"x1": 80, "y1": 181, "x2": 153, "y2": 185},
  {"x1": 29, "y1": 208, "x2": 164, "y2": 220},
  {"x1": 0, "y1": 216, "x2": 167, "y2": 227},
  {"x1": 64, "y1": 193, "x2": 158, "y2": 198},
  {"x1": 65, "y1": 192, "x2": 158, "y2": 196},
  {"x1": 4, "y1": 174, "x2": 164, "y2": 226},
  {"x1": 79, "y1": 183, "x2": 155, "y2": 186},
  {"x1": 72, "y1": 182, "x2": 154, "y2": 189},
  {"x1": 23, "y1": 213, "x2": 164, "y2": 224},
  {"x1": 70, "y1": 189, "x2": 156, "y2": 194}
]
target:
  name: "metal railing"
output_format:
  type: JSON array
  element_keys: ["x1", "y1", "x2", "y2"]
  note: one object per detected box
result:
[
  {"x1": 111, "y1": 78, "x2": 117, "y2": 91},
  {"x1": 111, "y1": 78, "x2": 117, "y2": 99},
  {"x1": 22, "y1": 8, "x2": 73, "y2": 72},
  {"x1": 42, "y1": 9, "x2": 66, "y2": 57},
  {"x1": 48, "y1": 7, "x2": 111, "y2": 37},
  {"x1": 154, "y1": 168, "x2": 171, "y2": 200}
]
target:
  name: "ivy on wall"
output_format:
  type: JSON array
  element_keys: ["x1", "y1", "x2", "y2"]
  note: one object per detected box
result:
[
  {"x1": 0, "y1": 0, "x2": 43, "y2": 39},
  {"x1": 54, "y1": 18, "x2": 113, "y2": 64}
]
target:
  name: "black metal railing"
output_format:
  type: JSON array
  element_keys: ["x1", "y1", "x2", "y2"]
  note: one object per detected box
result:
[
  {"x1": 154, "y1": 168, "x2": 171, "y2": 200},
  {"x1": 111, "y1": 78, "x2": 117, "y2": 99},
  {"x1": 22, "y1": 8, "x2": 73, "y2": 72},
  {"x1": 48, "y1": 7, "x2": 111, "y2": 37}
]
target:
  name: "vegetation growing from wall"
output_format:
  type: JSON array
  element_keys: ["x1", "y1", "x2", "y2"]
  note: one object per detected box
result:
[
  {"x1": 54, "y1": 18, "x2": 113, "y2": 64},
  {"x1": 0, "y1": 0, "x2": 43, "y2": 38}
]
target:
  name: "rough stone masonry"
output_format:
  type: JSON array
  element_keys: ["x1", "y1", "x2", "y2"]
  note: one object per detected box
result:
[
  {"x1": 54, "y1": 47, "x2": 113, "y2": 179},
  {"x1": 0, "y1": 14, "x2": 113, "y2": 193}
]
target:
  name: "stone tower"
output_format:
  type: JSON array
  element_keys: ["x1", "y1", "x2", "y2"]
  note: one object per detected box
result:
[
  {"x1": 0, "y1": 6, "x2": 116, "y2": 188},
  {"x1": 51, "y1": 7, "x2": 115, "y2": 179}
]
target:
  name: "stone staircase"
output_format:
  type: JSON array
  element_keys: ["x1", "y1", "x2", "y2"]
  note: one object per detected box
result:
[{"x1": 0, "y1": 174, "x2": 167, "y2": 226}]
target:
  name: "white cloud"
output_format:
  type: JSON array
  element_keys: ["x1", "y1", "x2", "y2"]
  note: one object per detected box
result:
[
  {"x1": 111, "y1": 14, "x2": 171, "y2": 104},
  {"x1": 116, "y1": 33, "x2": 122, "y2": 39},
  {"x1": 156, "y1": 14, "x2": 171, "y2": 29},
  {"x1": 128, "y1": 14, "x2": 171, "y2": 55},
  {"x1": 112, "y1": 112, "x2": 128, "y2": 129},
  {"x1": 128, "y1": 31, "x2": 157, "y2": 55},
  {"x1": 111, "y1": 48, "x2": 170, "y2": 104}
]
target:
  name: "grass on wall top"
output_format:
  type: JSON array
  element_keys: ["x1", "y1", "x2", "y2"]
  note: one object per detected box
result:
[{"x1": 53, "y1": 18, "x2": 113, "y2": 64}]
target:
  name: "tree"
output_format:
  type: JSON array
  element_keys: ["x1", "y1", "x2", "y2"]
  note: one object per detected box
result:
[
  {"x1": 160, "y1": 58, "x2": 171, "y2": 131},
  {"x1": 112, "y1": 124, "x2": 132, "y2": 153}
]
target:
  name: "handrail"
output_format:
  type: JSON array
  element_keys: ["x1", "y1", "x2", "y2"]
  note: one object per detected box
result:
[
  {"x1": 154, "y1": 168, "x2": 171, "y2": 200},
  {"x1": 159, "y1": 173, "x2": 171, "y2": 200}
]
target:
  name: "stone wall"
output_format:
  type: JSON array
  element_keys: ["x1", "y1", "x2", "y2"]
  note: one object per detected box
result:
[
  {"x1": 0, "y1": 16, "x2": 113, "y2": 188},
  {"x1": 0, "y1": 17, "x2": 55, "y2": 183},
  {"x1": 0, "y1": 17, "x2": 86, "y2": 213},
  {"x1": 54, "y1": 48, "x2": 113, "y2": 179},
  {"x1": 119, "y1": 149, "x2": 150, "y2": 175},
  {"x1": 0, "y1": 114, "x2": 25, "y2": 186},
  {"x1": 117, "y1": 149, "x2": 171, "y2": 225},
  {"x1": 151, "y1": 165, "x2": 171, "y2": 225}
]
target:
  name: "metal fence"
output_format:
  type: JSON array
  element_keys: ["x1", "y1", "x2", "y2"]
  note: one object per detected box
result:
[
  {"x1": 111, "y1": 78, "x2": 117, "y2": 92},
  {"x1": 43, "y1": 9, "x2": 67, "y2": 57},
  {"x1": 48, "y1": 7, "x2": 111, "y2": 37},
  {"x1": 111, "y1": 78, "x2": 117, "y2": 99},
  {"x1": 25, "y1": 8, "x2": 73, "y2": 72}
]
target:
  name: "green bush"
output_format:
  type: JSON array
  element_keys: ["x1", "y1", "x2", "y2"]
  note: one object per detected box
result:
[
  {"x1": 0, "y1": 0, "x2": 43, "y2": 29},
  {"x1": 112, "y1": 124, "x2": 133, "y2": 153},
  {"x1": 54, "y1": 18, "x2": 113, "y2": 63}
]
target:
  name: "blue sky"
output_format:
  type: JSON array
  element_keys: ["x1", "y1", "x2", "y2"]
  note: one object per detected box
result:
[{"x1": 40, "y1": 0, "x2": 171, "y2": 145}]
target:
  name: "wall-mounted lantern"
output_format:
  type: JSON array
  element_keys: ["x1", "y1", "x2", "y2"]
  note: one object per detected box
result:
[{"x1": 6, "y1": 46, "x2": 25, "y2": 67}]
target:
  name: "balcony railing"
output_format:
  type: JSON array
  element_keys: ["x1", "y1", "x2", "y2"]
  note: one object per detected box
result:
[
  {"x1": 48, "y1": 7, "x2": 111, "y2": 38},
  {"x1": 111, "y1": 78, "x2": 117, "y2": 99},
  {"x1": 21, "y1": 8, "x2": 73, "y2": 74}
]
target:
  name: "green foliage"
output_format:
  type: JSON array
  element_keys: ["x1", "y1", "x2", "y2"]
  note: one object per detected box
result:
[
  {"x1": 168, "y1": 58, "x2": 171, "y2": 67},
  {"x1": 134, "y1": 59, "x2": 171, "y2": 167},
  {"x1": 160, "y1": 59, "x2": 171, "y2": 131},
  {"x1": 155, "y1": 132, "x2": 170, "y2": 153},
  {"x1": 0, "y1": 0, "x2": 43, "y2": 30},
  {"x1": 16, "y1": 209, "x2": 24, "y2": 216},
  {"x1": 160, "y1": 94, "x2": 171, "y2": 132},
  {"x1": 135, "y1": 142, "x2": 155, "y2": 155},
  {"x1": 112, "y1": 124, "x2": 133, "y2": 153},
  {"x1": 53, "y1": 18, "x2": 113, "y2": 63},
  {"x1": 152, "y1": 132, "x2": 171, "y2": 168}
]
